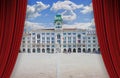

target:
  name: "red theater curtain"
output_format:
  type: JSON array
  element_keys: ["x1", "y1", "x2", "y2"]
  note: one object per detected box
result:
[
  {"x1": 92, "y1": 0, "x2": 120, "y2": 78},
  {"x1": 0, "y1": 0, "x2": 27, "y2": 78}
]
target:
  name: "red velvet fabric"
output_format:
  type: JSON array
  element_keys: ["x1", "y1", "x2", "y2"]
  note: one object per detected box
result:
[
  {"x1": 0, "y1": 0, "x2": 27, "y2": 78},
  {"x1": 92, "y1": 0, "x2": 120, "y2": 78}
]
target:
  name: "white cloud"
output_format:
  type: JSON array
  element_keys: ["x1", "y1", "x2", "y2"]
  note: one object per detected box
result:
[
  {"x1": 63, "y1": 18, "x2": 95, "y2": 30},
  {"x1": 24, "y1": 21, "x2": 45, "y2": 31},
  {"x1": 89, "y1": 18, "x2": 96, "y2": 29},
  {"x1": 26, "y1": 1, "x2": 50, "y2": 19},
  {"x1": 80, "y1": 3, "x2": 93, "y2": 14},
  {"x1": 63, "y1": 22, "x2": 92, "y2": 29},
  {"x1": 51, "y1": 1, "x2": 83, "y2": 11},
  {"x1": 61, "y1": 10, "x2": 76, "y2": 21},
  {"x1": 51, "y1": 0, "x2": 83, "y2": 21}
]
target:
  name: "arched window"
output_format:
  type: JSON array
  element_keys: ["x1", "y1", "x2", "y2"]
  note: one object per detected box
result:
[
  {"x1": 47, "y1": 48, "x2": 50, "y2": 53},
  {"x1": 73, "y1": 48, "x2": 76, "y2": 53},
  {"x1": 33, "y1": 48, "x2": 35, "y2": 53},
  {"x1": 83, "y1": 48, "x2": 86, "y2": 52},
  {"x1": 51, "y1": 49, "x2": 54, "y2": 53},
  {"x1": 78, "y1": 48, "x2": 81, "y2": 53},
  {"x1": 93, "y1": 48, "x2": 96, "y2": 52},
  {"x1": 42, "y1": 49, "x2": 45, "y2": 53},
  {"x1": 37, "y1": 34, "x2": 40, "y2": 39},
  {"x1": 63, "y1": 49, "x2": 67, "y2": 53},
  {"x1": 28, "y1": 48, "x2": 30, "y2": 53},
  {"x1": 78, "y1": 34, "x2": 81, "y2": 39},
  {"x1": 88, "y1": 48, "x2": 91, "y2": 52},
  {"x1": 23, "y1": 48, "x2": 25, "y2": 52},
  {"x1": 37, "y1": 48, "x2": 40, "y2": 53},
  {"x1": 68, "y1": 48, "x2": 71, "y2": 53},
  {"x1": 57, "y1": 34, "x2": 61, "y2": 39}
]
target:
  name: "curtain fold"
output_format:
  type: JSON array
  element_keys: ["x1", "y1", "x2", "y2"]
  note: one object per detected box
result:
[
  {"x1": 92, "y1": 0, "x2": 120, "y2": 78},
  {"x1": 0, "y1": 0, "x2": 27, "y2": 78}
]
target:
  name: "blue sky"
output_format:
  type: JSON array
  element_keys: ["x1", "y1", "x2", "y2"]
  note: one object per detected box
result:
[{"x1": 25, "y1": 0, "x2": 95, "y2": 30}]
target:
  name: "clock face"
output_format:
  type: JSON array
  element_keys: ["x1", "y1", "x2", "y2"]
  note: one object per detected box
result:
[
  {"x1": 55, "y1": 21, "x2": 62, "y2": 28},
  {"x1": 56, "y1": 21, "x2": 61, "y2": 25}
]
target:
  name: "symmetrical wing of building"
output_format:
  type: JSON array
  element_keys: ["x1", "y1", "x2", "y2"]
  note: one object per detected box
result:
[{"x1": 20, "y1": 15, "x2": 100, "y2": 53}]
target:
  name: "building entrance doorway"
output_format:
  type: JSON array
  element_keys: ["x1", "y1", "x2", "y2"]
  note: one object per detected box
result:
[{"x1": 68, "y1": 48, "x2": 71, "y2": 53}]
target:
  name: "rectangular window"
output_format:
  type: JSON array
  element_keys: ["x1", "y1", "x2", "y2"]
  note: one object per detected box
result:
[
  {"x1": 78, "y1": 40, "x2": 80, "y2": 43},
  {"x1": 88, "y1": 37, "x2": 90, "y2": 39},
  {"x1": 23, "y1": 37, "x2": 25, "y2": 40},
  {"x1": 73, "y1": 41, "x2": 76, "y2": 43},
  {"x1": 47, "y1": 41, "x2": 50, "y2": 43},
  {"x1": 82, "y1": 32, "x2": 85, "y2": 35},
  {"x1": 32, "y1": 45, "x2": 35, "y2": 47},
  {"x1": 63, "y1": 37, "x2": 66, "y2": 40},
  {"x1": 52, "y1": 41, "x2": 54, "y2": 43},
  {"x1": 68, "y1": 45, "x2": 71, "y2": 47},
  {"x1": 27, "y1": 41, "x2": 30, "y2": 43},
  {"x1": 73, "y1": 33, "x2": 76, "y2": 35},
  {"x1": 51, "y1": 33, "x2": 54, "y2": 35},
  {"x1": 63, "y1": 33, "x2": 66, "y2": 35},
  {"x1": 37, "y1": 40, "x2": 40, "y2": 43},
  {"x1": 83, "y1": 45, "x2": 85, "y2": 47},
  {"x1": 27, "y1": 45, "x2": 30, "y2": 47},
  {"x1": 32, "y1": 41, "x2": 36, "y2": 43},
  {"x1": 93, "y1": 40, "x2": 96, "y2": 43},
  {"x1": 32, "y1": 33, "x2": 35, "y2": 35},
  {"x1": 42, "y1": 40, "x2": 45, "y2": 43},
  {"x1": 63, "y1": 41, "x2": 66, "y2": 43},
  {"x1": 68, "y1": 37, "x2": 71, "y2": 40},
  {"x1": 93, "y1": 37, "x2": 96, "y2": 39},
  {"x1": 37, "y1": 45, "x2": 40, "y2": 47},
  {"x1": 51, "y1": 37, "x2": 54, "y2": 40},
  {"x1": 47, "y1": 45, "x2": 50, "y2": 47},
  {"x1": 83, "y1": 37, "x2": 86, "y2": 39},
  {"x1": 32, "y1": 37, "x2": 35, "y2": 40},
  {"x1": 68, "y1": 41, "x2": 71, "y2": 43},
  {"x1": 22, "y1": 45, "x2": 25, "y2": 47},
  {"x1": 42, "y1": 45, "x2": 45, "y2": 47},
  {"x1": 73, "y1": 37, "x2": 76, "y2": 40},
  {"x1": 37, "y1": 34, "x2": 40, "y2": 39},
  {"x1": 42, "y1": 37, "x2": 45, "y2": 40},
  {"x1": 46, "y1": 33, "x2": 50, "y2": 35},
  {"x1": 88, "y1": 40, "x2": 91, "y2": 43},
  {"x1": 88, "y1": 45, "x2": 91, "y2": 47},
  {"x1": 68, "y1": 33, "x2": 71, "y2": 35},
  {"x1": 23, "y1": 41, "x2": 25, "y2": 43},
  {"x1": 42, "y1": 33, "x2": 45, "y2": 35},
  {"x1": 63, "y1": 45, "x2": 66, "y2": 47},
  {"x1": 57, "y1": 40, "x2": 61, "y2": 44},
  {"x1": 52, "y1": 45, "x2": 54, "y2": 47},
  {"x1": 47, "y1": 37, "x2": 50, "y2": 40},
  {"x1": 77, "y1": 45, "x2": 81, "y2": 47},
  {"x1": 83, "y1": 41, "x2": 85, "y2": 43},
  {"x1": 73, "y1": 45, "x2": 76, "y2": 47}
]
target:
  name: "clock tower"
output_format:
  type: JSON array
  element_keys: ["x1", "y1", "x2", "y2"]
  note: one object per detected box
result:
[
  {"x1": 54, "y1": 15, "x2": 63, "y2": 30},
  {"x1": 54, "y1": 15, "x2": 63, "y2": 53}
]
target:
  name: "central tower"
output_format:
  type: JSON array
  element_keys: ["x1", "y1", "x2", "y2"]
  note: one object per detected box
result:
[
  {"x1": 54, "y1": 15, "x2": 63, "y2": 53},
  {"x1": 54, "y1": 15, "x2": 63, "y2": 30}
]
